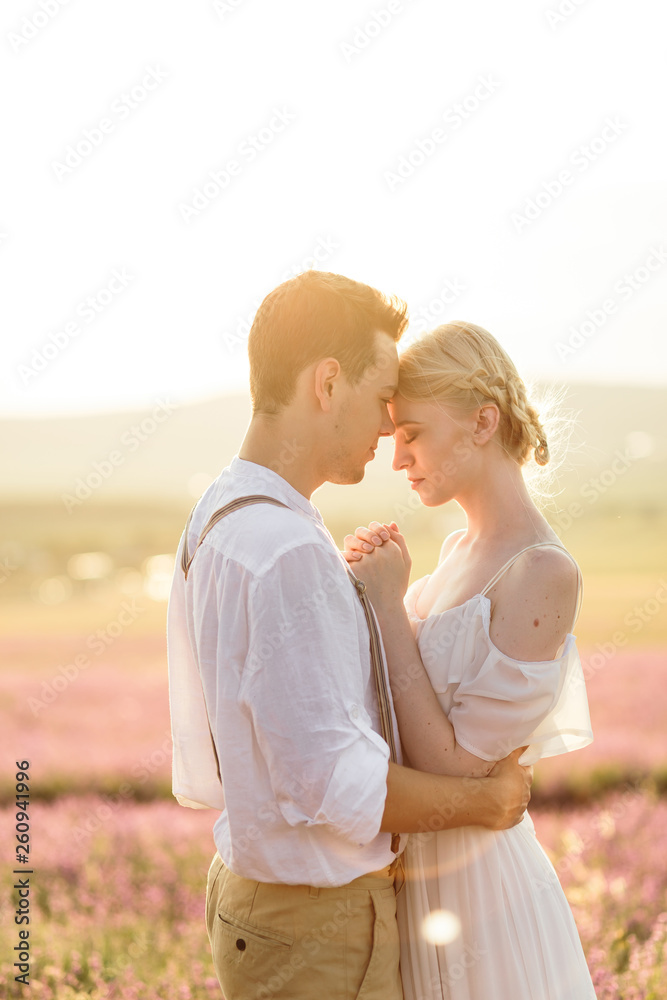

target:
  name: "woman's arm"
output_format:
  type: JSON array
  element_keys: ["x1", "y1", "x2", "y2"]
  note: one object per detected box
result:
[{"x1": 344, "y1": 523, "x2": 494, "y2": 777}]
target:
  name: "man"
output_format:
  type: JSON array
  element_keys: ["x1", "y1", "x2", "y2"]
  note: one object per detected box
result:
[{"x1": 167, "y1": 270, "x2": 532, "y2": 1000}]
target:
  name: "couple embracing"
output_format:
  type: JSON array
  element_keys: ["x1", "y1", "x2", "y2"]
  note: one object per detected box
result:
[{"x1": 167, "y1": 270, "x2": 596, "y2": 999}]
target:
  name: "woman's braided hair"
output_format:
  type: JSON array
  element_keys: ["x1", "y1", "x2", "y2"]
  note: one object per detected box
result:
[{"x1": 398, "y1": 321, "x2": 549, "y2": 467}]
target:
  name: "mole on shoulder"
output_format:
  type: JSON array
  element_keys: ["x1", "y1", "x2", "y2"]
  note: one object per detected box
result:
[{"x1": 533, "y1": 618, "x2": 540, "y2": 627}]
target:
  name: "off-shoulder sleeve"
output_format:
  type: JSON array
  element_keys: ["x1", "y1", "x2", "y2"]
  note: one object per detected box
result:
[{"x1": 449, "y1": 602, "x2": 593, "y2": 766}]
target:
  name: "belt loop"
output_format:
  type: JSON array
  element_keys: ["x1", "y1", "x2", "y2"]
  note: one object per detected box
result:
[{"x1": 309, "y1": 886, "x2": 320, "y2": 899}]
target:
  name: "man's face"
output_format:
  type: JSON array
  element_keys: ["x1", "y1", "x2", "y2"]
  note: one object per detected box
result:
[{"x1": 326, "y1": 331, "x2": 399, "y2": 485}]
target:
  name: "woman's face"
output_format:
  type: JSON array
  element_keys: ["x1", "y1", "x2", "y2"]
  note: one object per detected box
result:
[{"x1": 388, "y1": 393, "x2": 480, "y2": 506}]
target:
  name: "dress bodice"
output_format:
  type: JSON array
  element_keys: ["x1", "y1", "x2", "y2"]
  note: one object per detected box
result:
[{"x1": 404, "y1": 575, "x2": 593, "y2": 765}]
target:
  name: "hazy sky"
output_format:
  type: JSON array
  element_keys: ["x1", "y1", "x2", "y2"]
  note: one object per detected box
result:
[{"x1": 2, "y1": 0, "x2": 665, "y2": 417}]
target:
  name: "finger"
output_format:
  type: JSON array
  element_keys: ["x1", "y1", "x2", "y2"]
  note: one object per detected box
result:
[
  {"x1": 354, "y1": 526, "x2": 384, "y2": 546},
  {"x1": 368, "y1": 520, "x2": 391, "y2": 541},
  {"x1": 344, "y1": 534, "x2": 374, "y2": 553},
  {"x1": 383, "y1": 524, "x2": 411, "y2": 563},
  {"x1": 342, "y1": 550, "x2": 362, "y2": 562}
]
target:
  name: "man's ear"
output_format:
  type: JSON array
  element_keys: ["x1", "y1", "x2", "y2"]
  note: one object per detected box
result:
[
  {"x1": 472, "y1": 403, "x2": 500, "y2": 445},
  {"x1": 314, "y1": 357, "x2": 342, "y2": 412}
]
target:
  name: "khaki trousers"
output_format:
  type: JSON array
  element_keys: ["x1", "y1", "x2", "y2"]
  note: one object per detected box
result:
[{"x1": 205, "y1": 851, "x2": 404, "y2": 1000}]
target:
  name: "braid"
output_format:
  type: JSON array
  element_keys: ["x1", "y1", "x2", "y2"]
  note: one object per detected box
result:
[{"x1": 398, "y1": 322, "x2": 550, "y2": 467}]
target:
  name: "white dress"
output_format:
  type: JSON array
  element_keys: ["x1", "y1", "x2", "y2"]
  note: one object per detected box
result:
[{"x1": 397, "y1": 545, "x2": 597, "y2": 1000}]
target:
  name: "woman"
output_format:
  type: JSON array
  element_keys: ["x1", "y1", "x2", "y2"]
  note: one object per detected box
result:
[{"x1": 343, "y1": 321, "x2": 596, "y2": 1000}]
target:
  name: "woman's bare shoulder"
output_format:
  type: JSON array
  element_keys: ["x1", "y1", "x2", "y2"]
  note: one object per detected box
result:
[
  {"x1": 489, "y1": 545, "x2": 580, "y2": 661},
  {"x1": 437, "y1": 528, "x2": 466, "y2": 566}
]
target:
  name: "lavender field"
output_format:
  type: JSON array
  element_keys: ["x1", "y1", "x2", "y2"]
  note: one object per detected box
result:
[
  {"x1": 0, "y1": 788, "x2": 666, "y2": 1000},
  {"x1": 1, "y1": 622, "x2": 666, "y2": 997}
]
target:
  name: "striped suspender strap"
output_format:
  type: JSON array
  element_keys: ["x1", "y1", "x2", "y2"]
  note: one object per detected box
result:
[
  {"x1": 347, "y1": 571, "x2": 399, "y2": 764},
  {"x1": 181, "y1": 494, "x2": 290, "y2": 580},
  {"x1": 181, "y1": 496, "x2": 291, "y2": 782},
  {"x1": 181, "y1": 494, "x2": 401, "y2": 856},
  {"x1": 348, "y1": 570, "x2": 402, "y2": 856}
]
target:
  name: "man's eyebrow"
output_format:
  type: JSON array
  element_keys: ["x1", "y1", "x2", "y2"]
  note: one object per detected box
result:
[{"x1": 380, "y1": 384, "x2": 399, "y2": 394}]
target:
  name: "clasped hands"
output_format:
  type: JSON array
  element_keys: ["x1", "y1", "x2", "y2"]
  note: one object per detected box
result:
[{"x1": 342, "y1": 520, "x2": 412, "y2": 609}]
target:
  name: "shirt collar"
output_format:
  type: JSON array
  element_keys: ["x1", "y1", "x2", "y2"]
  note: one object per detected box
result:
[{"x1": 229, "y1": 455, "x2": 323, "y2": 524}]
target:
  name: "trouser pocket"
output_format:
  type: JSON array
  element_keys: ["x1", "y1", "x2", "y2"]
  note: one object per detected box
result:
[
  {"x1": 206, "y1": 856, "x2": 295, "y2": 999},
  {"x1": 355, "y1": 886, "x2": 403, "y2": 1000}
]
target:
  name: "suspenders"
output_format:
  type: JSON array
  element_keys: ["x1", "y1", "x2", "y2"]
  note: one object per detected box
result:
[
  {"x1": 181, "y1": 494, "x2": 402, "y2": 857},
  {"x1": 182, "y1": 494, "x2": 291, "y2": 580}
]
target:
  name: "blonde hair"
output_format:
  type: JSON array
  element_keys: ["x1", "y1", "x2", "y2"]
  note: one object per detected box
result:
[{"x1": 398, "y1": 321, "x2": 550, "y2": 467}]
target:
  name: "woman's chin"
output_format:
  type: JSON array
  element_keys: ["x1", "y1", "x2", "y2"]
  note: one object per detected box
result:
[{"x1": 418, "y1": 483, "x2": 451, "y2": 507}]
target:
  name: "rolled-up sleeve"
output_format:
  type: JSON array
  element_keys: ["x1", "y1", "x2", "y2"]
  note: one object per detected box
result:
[{"x1": 238, "y1": 543, "x2": 390, "y2": 847}]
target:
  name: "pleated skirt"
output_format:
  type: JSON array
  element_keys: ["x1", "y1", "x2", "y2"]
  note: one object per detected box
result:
[{"x1": 397, "y1": 813, "x2": 597, "y2": 1000}]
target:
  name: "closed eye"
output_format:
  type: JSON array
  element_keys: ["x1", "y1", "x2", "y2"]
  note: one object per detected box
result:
[{"x1": 403, "y1": 436, "x2": 415, "y2": 445}]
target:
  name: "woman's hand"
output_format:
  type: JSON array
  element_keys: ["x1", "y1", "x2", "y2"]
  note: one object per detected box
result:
[{"x1": 342, "y1": 521, "x2": 412, "y2": 606}]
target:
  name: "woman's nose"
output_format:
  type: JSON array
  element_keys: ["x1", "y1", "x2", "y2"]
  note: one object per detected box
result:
[{"x1": 392, "y1": 443, "x2": 410, "y2": 472}]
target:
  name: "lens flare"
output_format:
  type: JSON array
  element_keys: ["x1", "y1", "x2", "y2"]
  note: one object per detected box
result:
[{"x1": 421, "y1": 909, "x2": 461, "y2": 945}]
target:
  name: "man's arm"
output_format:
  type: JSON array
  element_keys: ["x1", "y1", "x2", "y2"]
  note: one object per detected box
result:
[{"x1": 381, "y1": 749, "x2": 532, "y2": 833}]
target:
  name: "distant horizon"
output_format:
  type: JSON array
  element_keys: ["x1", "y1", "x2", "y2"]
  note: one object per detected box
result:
[{"x1": 4, "y1": 374, "x2": 667, "y2": 421}]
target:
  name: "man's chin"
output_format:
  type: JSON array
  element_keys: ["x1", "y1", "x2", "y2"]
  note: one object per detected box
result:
[{"x1": 328, "y1": 465, "x2": 367, "y2": 486}]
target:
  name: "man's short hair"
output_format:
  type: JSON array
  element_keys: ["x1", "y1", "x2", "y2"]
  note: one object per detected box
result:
[{"x1": 247, "y1": 270, "x2": 408, "y2": 414}]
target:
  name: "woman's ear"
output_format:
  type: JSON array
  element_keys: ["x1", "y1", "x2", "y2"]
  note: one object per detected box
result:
[{"x1": 472, "y1": 403, "x2": 500, "y2": 445}]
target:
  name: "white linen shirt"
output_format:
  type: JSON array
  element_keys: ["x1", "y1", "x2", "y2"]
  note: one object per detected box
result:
[{"x1": 167, "y1": 456, "x2": 404, "y2": 887}]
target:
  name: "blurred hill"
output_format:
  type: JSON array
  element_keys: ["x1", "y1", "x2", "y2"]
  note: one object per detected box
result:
[
  {"x1": 3, "y1": 383, "x2": 665, "y2": 513},
  {"x1": 1, "y1": 382, "x2": 666, "y2": 644}
]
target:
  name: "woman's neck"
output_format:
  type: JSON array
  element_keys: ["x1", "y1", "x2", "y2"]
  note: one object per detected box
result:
[{"x1": 456, "y1": 458, "x2": 547, "y2": 547}]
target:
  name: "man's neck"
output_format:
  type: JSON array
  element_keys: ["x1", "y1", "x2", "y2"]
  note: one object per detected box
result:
[{"x1": 239, "y1": 414, "x2": 322, "y2": 500}]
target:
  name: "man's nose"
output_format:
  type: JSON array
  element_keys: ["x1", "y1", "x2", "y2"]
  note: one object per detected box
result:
[{"x1": 379, "y1": 409, "x2": 395, "y2": 438}]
